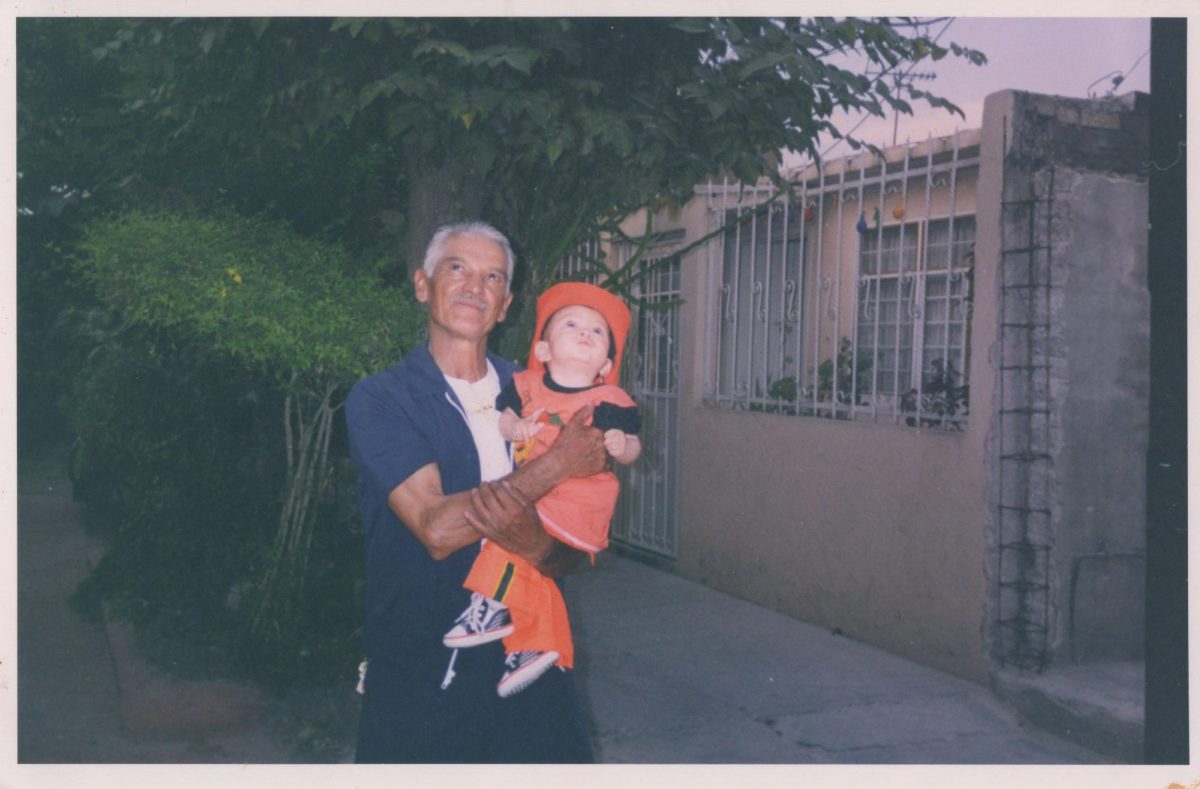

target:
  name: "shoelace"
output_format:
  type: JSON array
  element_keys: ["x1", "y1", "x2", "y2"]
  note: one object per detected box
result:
[
  {"x1": 441, "y1": 594, "x2": 483, "y2": 691},
  {"x1": 440, "y1": 648, "x2": 460, "y2": 690},
  {"x1": 461, "y1": 593, "x2": 486, "y2": 631}
]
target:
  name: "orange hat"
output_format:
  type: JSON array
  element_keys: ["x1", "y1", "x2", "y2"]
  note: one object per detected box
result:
[{"x1": 527, "y1": 282, "x2": 632, "y2": 386}]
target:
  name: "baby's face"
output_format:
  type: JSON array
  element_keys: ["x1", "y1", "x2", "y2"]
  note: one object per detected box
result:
[{"x1": 536, "y1": 304, "x2": 613, "y2": 379}]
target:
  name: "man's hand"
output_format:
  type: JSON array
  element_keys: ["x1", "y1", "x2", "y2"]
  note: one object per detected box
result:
[
  {"x1": 464, "y1": 481, "x2": 548, "y2": 561},
  {"x1": 545, "y1": 403, "x2": 607, "y2": 479},
  {"x1": 464, "y1": 480, "x2": 584, "y2": 576}
]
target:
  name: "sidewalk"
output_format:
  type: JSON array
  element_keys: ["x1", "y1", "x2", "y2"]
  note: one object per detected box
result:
[
  {"x1": 15, "y1": 448, "x2": 300, "y2": 764},
  {"x1": 15, "y1": 446, "x2": 1112, "y2": 766},
  {"x1": 566, "y1": 551, "x2": 1114, "y2": 764}
]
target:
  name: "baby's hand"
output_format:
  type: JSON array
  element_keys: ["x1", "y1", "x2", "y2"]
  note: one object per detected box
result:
[
  {"x1": 507, "y1": 408, "x2": 545, "y2": 442},
  {"x1": 603, "y1": 429, "x2": 627, "y2": 458}
]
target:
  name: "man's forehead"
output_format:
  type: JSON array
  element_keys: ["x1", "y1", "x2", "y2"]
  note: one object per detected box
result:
[
  {"x1": 435, "y1": 249, "x2": 509, "y2": 276},
  {"x1": 442, "y1": 235, "x2": 504, "y2": 258}
]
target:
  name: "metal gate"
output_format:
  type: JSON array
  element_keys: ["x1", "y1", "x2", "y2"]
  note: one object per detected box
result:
[{"x1": 612, "y1": 249, "x2": 681, "y2": 559}]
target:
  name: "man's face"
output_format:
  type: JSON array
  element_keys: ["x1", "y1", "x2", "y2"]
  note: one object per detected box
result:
[
  {"x1": 414, "y1": 234, "x2": 513, "y2": 343},
  {"x1": 534, "y1": 304, "x2": 613, "y2": 381}
]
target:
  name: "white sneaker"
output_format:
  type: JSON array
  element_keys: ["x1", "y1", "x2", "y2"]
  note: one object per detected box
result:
[
  {"x1": 497, "y1": 650, "x2": 560, "y2": 698},
  {"x1": 443, "y1": 592, "x2": 515, "y2": 648}
]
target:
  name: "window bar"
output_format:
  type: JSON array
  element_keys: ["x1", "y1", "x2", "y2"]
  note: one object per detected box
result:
[
  {"x1": 827, "y1": 165, "x2": 846, "y2": 418},
  {"x1": 762, "y1": 189, "x2": 774, "y2": 406},
  {"x1": 897, "y1": 142, "x2": 912, "y2": 424},
  {"x1": 703, "y1": 180, "x2": 717, "y2": 399},
  {"x1": 830, "y1": 163, "x2": 840, "y2": 422},
  {"x1": 943, "y1": 130, "x2": 962, "y2": 427},
  {"x1": 870, "y1": 155, "x2": 887, "y2": 421},
  {"x1": 918, "y1": 132, "x2": 937, "y2": 426},
  {"x1": 717, "y1": 177, "x2": 730, "y2": 403},
  {"x1": 730, "y1": 189, "x2": 746, "y2": 402},
  {"x1": 746, "y1": 187, "x2": 761, "y2": 404},
  {"x1": 779, "y1": 193, "x2": 792, "y2": 406},
  {"x1": 655, "y1": 300, "x2": 666, "y2": 546},
  {"x1": 796, "y1": 169, "x2": 814, "y2": 414},
  {"x1": 892, "y1": 146, "x2": 912, "y2": 422}
]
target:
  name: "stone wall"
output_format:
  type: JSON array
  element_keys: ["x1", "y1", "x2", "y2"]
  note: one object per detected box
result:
[{"x1": 988, "y1": 90, "x2": 1150, "y2": 669}]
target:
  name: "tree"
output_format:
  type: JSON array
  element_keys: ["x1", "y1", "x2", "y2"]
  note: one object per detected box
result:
[{"x1": 21, "y1": 16, "x2": 984, "y2": 287}]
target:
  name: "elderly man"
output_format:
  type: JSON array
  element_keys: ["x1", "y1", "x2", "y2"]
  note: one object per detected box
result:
[{"x1": 345, "y1": 221, "x2": 606, "y2": 763}]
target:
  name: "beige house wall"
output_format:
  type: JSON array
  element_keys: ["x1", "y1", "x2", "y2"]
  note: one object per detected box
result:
[
  {"x1": 603, "y1": 87, "x2": 1148, "y2": 687},
  {"x1": 614, "y1": 128, "x2": 996, "y2": 683}
]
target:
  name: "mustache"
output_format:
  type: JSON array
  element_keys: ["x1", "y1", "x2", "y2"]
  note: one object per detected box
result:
[{"x1": 450, "y1": 295, "x2": 487, "y2": 310}]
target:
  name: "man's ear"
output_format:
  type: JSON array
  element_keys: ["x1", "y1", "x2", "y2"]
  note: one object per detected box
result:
[
  {"x1": 598, "y1": 359, "x2": 613, "y2": 380},
  {"x1": 496, "y1": 291, "x2": 514, "y2": 323},
  {"x1": 534, "y1": 340, "x2": 552, "y2": 363},
  {"x1": 413, "y1": 269, "x2": 430, "y2": 304}
]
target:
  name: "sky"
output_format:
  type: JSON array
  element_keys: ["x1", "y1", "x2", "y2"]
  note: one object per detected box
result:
[{"x1": 788, "y1": 16, "x2": 1153, "y2": 167}]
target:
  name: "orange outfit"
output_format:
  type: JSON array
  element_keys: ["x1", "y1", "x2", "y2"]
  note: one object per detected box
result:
[{"x1": 462, "y1": 282, "x2": 635, "y2": 670}]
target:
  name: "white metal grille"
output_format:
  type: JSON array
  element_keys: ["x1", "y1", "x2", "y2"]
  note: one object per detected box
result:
[
  {"x1": 558, "y1": 237, "x2": 604, "y2": 282},
  {"x1": 714, "y1": 201, "x2": 811, "y2": 408},
  {"x1": 704, "y1": 132, "x2": 978, "y2": 429},
  {"x1": 613, "y1": 253, "x2": 680, "y2": 558}
]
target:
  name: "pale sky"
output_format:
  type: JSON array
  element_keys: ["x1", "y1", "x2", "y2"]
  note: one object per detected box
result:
[{"x1": 794, "y1": 16, "x2": 1152, "y2": 167}]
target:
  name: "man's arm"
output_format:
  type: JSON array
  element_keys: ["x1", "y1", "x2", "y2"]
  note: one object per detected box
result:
[
  {"x1": 464, "y1": 481, "x2": 588, "y2": 577},
  {"x1": 385, "y1": 464, "x2": 482, "y2": 561},
  {"x1": 388, "y1": 403, "x2": 607, "y2": 567}
]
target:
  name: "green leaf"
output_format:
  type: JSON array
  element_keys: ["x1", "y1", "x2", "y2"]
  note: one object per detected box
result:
[
  {"x1": 547, "y1": 135, "x2": 564, "y2": 164},
  {"x1": 670, "y1": 18, "x2": 711, "y2": 34},
  {"x1": 414, "y1": 39, "x2": 472, "y2": 62},
  {"x1": 739, "y1": 51, "x2": 788, "y2": 79},
  {"x1": 501, "y1": 49, "x2": 536, "y2": 75},
  {"x1": 330, "y1": 18, "x2": 366, "y2": 37}
]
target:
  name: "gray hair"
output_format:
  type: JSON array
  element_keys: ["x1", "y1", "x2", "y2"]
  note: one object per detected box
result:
[{"x1": 422, "y1": 221, "x2": 516, "y2": 291}]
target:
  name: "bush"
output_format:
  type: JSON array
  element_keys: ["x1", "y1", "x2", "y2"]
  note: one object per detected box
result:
[
  {"x1": 69, "y1": 327, "x2": 282, "y2": 668},
  {"x1": 69, "y1": 207, "x2": 423, "y2": 685}
]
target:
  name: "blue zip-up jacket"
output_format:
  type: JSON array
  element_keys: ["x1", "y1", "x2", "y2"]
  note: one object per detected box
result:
[{"x1": 345, "y1": 344, "x2": 519, "y2": 664}]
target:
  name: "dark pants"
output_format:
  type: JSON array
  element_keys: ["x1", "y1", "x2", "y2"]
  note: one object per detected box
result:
[{"x1": 354, "y1": 641, "x2": 593, "y2": 764}]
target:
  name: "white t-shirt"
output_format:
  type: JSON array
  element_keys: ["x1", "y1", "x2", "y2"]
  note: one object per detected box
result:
[{"x1": 444, "y1": 361, "x2": 512, "y2": 483}]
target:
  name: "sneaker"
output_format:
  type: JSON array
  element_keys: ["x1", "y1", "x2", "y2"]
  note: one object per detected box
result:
[
  {"x1": 497, "y1": 650, "x2": 560, "y2": 698},
  {"x1": 443, "y1": 592, "x2": 514, "y2": 648}
]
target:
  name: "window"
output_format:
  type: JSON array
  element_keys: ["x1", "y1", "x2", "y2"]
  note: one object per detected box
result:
[
  {"x1": 712, "y1": 202, "x2": 810, "y2": 408},
  {"x1": 704, "y1": 136, "x2": 978, "y2": 429},
  {"x1": 855, "y1": 216, "x2": 974, "y2": 425}
]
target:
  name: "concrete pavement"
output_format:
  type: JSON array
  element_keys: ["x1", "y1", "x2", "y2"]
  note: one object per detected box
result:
[
  {"x1": 566, "y1": 551, "x2": 1113, "y2": 764},
  {"x1": 14, "y1": 446, "x2": 1113, "y2": 767},
  {"x1": 15, "y1": 448, "x2": 299, "y2": 764}
]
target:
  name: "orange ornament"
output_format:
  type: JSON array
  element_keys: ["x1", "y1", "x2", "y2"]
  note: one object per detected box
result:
[{"x1": 892, "y1": 204, "x2": 905, "y2": 220}]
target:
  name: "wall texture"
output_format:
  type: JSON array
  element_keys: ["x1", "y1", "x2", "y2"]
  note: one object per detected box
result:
[
  {"x1": 984, "y1": 90, "x2": 1149, "y2": 671},
  {"x1": 616, "y1": 88, "x2": 1149, "y2": 687}
]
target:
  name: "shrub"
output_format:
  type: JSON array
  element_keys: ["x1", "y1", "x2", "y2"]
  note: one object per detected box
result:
[{"x1": 71, "y1": 207, "x2": 424, "y2": 683}]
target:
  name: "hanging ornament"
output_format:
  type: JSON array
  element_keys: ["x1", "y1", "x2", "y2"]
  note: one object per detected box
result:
[
  {"x1": 872, "y1": 206, "x2": 881, "y2": 228},
  {"x1": 893, "y1": 203, "x2": 905, "y2": 220},
  {"x1": 856, "y1": 212, "x2": 867, "y2": 234},
  {"x1": 804, "y1": 203, "x2": 815, "y2": 222}
]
